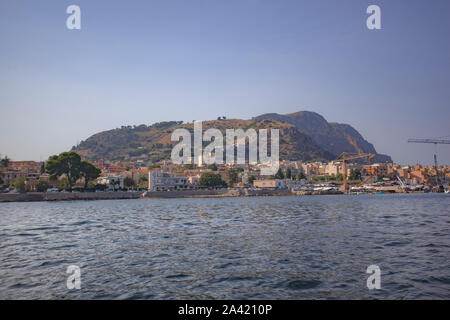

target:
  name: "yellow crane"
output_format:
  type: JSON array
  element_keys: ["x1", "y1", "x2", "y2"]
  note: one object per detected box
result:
[
  {"x1": 333, "y1": 153, "x2": 375, "y2": 193},
  {"x1": 408, "y1": 138, "x2": 450, "y2": 185}
]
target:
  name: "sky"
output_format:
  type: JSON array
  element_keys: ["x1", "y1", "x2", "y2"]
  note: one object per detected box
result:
[{"x1": 0, "y1": 0, "x2": 449, "y2": 165}]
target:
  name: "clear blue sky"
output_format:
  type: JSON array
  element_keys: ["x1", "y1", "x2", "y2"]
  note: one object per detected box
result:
[{"x1": 1, "y1": 0, "x2": 449, "y2": 165}]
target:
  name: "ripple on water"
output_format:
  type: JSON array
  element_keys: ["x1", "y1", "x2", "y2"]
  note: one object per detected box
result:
[
  {"x1": 165, "y1": 274, "x2": 190, "y2": 279},
  {"x1": 282, "y1": 279, "x2": 322, "y2": 291},
  {"x1": 0, "y1": 194, "x2": 449, "y2": 299}
]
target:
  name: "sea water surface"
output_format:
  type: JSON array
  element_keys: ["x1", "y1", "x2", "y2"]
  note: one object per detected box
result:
[{"x1": 0, "y1": 193, "x2": 449, "y2": 299}]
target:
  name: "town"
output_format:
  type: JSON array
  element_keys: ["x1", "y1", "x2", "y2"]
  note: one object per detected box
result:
[{"x1": 0, "y1": 151, "x2": 449, "y2": 201}]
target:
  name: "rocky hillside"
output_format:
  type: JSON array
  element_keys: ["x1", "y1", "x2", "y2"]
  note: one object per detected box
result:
[
  {"x1": 74, "y1": 119, "x2": 334, "y2": 163},
  {"x1": 253, "y1": 111, "x2": 392, "y2": 163},
  {"x1": 73, "y1": 111, "x2": 391, "y2": 164}
]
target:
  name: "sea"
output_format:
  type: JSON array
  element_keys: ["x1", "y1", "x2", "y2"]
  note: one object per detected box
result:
[{"x1": 0, "y1": 193, "x2": 449, "y2": 299}]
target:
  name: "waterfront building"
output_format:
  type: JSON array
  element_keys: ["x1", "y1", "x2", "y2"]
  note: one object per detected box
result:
[
  {"x1": 148, "y1": 171, "x2": 193, "y2": 191},
  {"x1": 97, "y1": 175, "x2": 124, "y2": 190},
  {"x1": 325, "y1": 162, "x2": 342, "y2": 176},
  {"x1": 253, "y1": 180, "x2": 280, "y2": 189},
  {"x1": 2, "y1": 161, "x2": 42, "y2": 186},
  {"x1": 409, "y1": 170, "x2": 427, "y2": 184}
]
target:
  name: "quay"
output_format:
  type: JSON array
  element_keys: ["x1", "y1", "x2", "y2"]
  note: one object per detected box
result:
[{"x1": 0, "y1": 187, "x2": 438, "y2": 203}]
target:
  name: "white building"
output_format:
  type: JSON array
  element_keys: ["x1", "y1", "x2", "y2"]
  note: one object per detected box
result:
[
  {"x1": 148, "y1": 171, "x2": 193, "y2": 191},
  {"x1": 97, "y1": 175, "x2": 124, "y2": 190},
  {"x1": 325, "y1": 162, "x2": 342, "y2": 176}
]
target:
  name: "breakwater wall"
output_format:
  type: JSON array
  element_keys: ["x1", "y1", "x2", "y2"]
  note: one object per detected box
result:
[
  {"x1": 0, "y1": 192, "x2": 143, "y2": 203},
  {"x1": 0, "y1": 188, "x2": 347, "y2": 203},
  {"x1": 143, "y1": 189, "x2": 294, "y2": 199},
  {"x1": 292, "y1": 190, "x2": 344, "y2": 196}
]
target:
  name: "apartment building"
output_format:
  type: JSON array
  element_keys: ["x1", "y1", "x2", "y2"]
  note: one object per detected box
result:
[
  {"x1": 148, "y1": 171, "x2": 193, "y2": 191},
  {"x1": 2, "y1": 161, "x2": 42, "y2": 186}
]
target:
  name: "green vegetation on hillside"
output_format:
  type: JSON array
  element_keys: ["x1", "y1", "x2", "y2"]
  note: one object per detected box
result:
[{"x1": 73, "y1": 118, "x2": 335, "y2": 163}]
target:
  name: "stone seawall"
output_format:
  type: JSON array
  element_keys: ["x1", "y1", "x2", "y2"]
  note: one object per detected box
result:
[
  {"x1": 143, "y1": 189, "x2": 231, "y2": 198},
  {"x1": 292, "y1": 190, "x2": 344, "y2": 196},
  {"x1": 243, "y1": 189, "x2": 293, "y2": 197},
  {"x1": 0, "y1": 192, "x2": 143, "y2": 203},
  {"x1": 0, "y1": 188, "x2": 346, "y2": 203},
  {"x1": 143, "y1": 189, "x2": 294, "y2": 199}
]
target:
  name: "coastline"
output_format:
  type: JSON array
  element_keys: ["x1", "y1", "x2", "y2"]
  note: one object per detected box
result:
[
  {"x1": 0, "y1": 189, "x2": 339, "y2": 203},
  {"x1": 142, "y1": 189, "x2": 297, "y2": 199},
  {"x1": 0, "y1": 191, "x2": 143, "y2": 203}
]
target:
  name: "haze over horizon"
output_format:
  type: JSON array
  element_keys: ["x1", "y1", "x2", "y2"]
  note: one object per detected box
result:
[{"x1": 1, "y1": 0, "x2": 449, "y2": 165}]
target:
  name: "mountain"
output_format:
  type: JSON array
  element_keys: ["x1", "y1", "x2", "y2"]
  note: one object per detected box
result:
[
  {"x1": 252, "y1": 111, "x2": 392, "y2": 163},
  {"x1": 73, "y1": 111, "x2": 391, "y2": 164},
  {"x1": 73, "y1": 119, "x2": 334, "y2": 163}
]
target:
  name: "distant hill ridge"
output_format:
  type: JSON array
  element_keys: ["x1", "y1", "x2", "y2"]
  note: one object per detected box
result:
[
  {"x1": 252, "y1": 111, "x2": 391, "y2": 163},
  {"x1": 73, "y1": 111, "x2": 392, "y2": 164}
]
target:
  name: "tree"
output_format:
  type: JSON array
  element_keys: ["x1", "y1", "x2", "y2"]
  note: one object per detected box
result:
[
  {"x1": 349, "y1": 169, "x2": 362, "y2": 181},
  {"x1": 95, "y1": 183, "x2": 107, "y2": 191},
  {"x1": 0, "y1": 156, "x2": 9, "y2": 185},
  {"x1": 80, "y1": 161, "x2": 101, "y2": 189},
  {"x1": 285, "y1": 168, "x2": 292, "y2": 179},
  {"x1": 228, "y1": 169, "x2": 239, "y2": 184},
  {"x1": 207, "y1": 163, "x2": 218, "y2": 171},
  {"x1": 296, "y1": 172, "x2": 306, "y2": 180},
  {"x1": 40, "y1": 162, "x2": 46, "y2": 174},
  {"x1": 248, "y1": 175, "x2": 256, "y2": 185},
  {"x1": 36, "y1": 179, "x2": 49, "y2": 192},
  {"x1": 86, "y1": 181, "x2": 96, "y2": 190},
  {"x1": 46, "y1": 152, "x2": 83, "y2": 191},
  {"x1": 198, "y1": 173, "x2": 227, "y2": 188},
  {"x1": 59, "y1": 178, "x2": 69, "y2": 191},
  {"x1": 0, "y1": 156, "x2": 10, "y2": 168},
  {"x1": 112, "y1": 179, "x2": 121, "y2": 190},
  {"x1": 138, "y1": 174, "x2": 148, "y2": 182},
  {"x1": 124, "y1": 177, "x2": 135, "y2": 188},
  {"x1": 13, "y1": 177, "x2": 27, "y2": 193},
  {"x1": 274, "y1": 168, "x2": 284, "y2": 180}
]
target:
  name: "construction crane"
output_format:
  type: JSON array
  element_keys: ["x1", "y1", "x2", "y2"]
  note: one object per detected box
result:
[
  {"x1": 408, "y1": 138, "x2": 450, "y2": 184},
  {"x1": 333, "y1": 153, "x2": 375, "y2": 193},
  {"x1": 396, "y1": 175, "x2": 408, "y2": 191}
]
